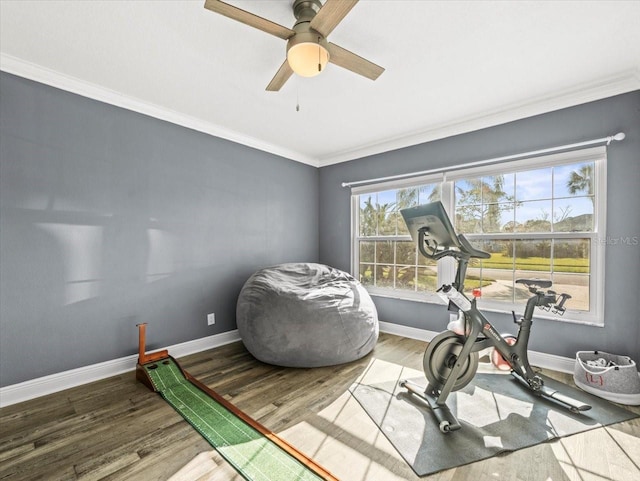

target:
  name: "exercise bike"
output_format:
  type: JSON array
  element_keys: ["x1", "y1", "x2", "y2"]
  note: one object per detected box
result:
[{"x1": 399, "y1": 202, "x2": 591, "y2": 433}]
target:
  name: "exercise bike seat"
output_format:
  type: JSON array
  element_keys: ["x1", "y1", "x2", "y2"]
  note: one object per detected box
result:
[
  {"x1": 516, "y1": 278, "x2": 553, "y2": 289},
  {"x1": 401, "y1": 201, "x2": 490, "y2": 260}
]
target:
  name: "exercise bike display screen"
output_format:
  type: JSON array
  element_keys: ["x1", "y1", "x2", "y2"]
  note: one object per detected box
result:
[{"x1": 401, "y1": 201, "x2": 462, "y2": 254}]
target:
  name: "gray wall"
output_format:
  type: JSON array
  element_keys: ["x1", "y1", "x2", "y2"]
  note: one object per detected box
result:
[
  {"x1": 1, "y1": 70, "x2": 638, "y2": 388},
  {"x1": 319, "y1": 91, "x2": 640, "y2": 361},
  {"x1": 0, "y1": 72, "x2": 319, "y2": 387}
]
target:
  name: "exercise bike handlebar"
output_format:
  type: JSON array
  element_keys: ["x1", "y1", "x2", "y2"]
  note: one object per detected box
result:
[
  {"x1": 522, "y1": 288, "x2": 572, "y2": 318},
  {"x1": 402, "y1": 202, "x2": 490, "y2": 261}
]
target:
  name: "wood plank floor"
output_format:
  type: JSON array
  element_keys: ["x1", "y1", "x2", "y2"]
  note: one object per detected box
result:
[{"x1": 1, "y1": 332, "x2": 638, "y2": 480}]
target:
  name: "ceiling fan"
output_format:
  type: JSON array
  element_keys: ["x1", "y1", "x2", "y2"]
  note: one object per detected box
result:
[{"x1": 203, "y1": 0, "x2": 385, "y2": 91}]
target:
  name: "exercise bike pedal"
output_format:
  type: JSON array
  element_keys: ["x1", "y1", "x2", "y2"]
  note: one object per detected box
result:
[{"x1": 400, "y1": 380, "x2": 462, "y2": 433}]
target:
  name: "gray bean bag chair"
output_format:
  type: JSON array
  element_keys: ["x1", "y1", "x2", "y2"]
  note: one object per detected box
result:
[{"x1": 236, "y1": 263, "x2": 379, "y2": 367}]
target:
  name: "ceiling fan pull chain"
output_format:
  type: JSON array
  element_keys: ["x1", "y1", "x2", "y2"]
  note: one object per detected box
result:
[{"x1": 318, "y1": 36, "x2": 322, "y2": 72}]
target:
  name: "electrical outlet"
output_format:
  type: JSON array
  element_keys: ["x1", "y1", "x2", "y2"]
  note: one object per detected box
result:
[{"x1": 207, "y1": 313, "x2": 215, "y2": 326}]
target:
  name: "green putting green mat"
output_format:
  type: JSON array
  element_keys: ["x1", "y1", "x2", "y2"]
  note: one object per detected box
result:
[{"x1": 144, "y1": 359, "x2": 324, "y2": 481}]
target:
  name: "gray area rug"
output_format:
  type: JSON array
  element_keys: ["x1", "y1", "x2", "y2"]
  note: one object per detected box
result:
[{"x1": 349, "y1": 360, "x2": 638, "y2": 476}]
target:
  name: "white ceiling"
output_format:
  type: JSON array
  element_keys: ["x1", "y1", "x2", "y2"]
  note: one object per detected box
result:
[{"x1": 1, "y1": 1, "x2": 639, "y2": 167}]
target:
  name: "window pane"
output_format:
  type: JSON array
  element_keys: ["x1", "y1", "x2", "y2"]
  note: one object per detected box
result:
[
  {"x1": 359, "y1": 195, "x2": 376, "y2": 236},
  {"x1": 455, "y1": 204, "x2": 482, "y2": 233},
  {"x1": 469, "y1": 240, "x2": 514, "y2": 302},
  {"x1": 482, "y1": 174, "x2": 515, "y2": 203},
  {"x1": 395, "y1": 266, "x2": 416, "y2": 290},
  {"x1": 552, "y1": 239, "x2": 590, "y2": 309},
  {"x1": 373, "y1": 190, "x2": 397, "y2": 235},
  {"x1": 553, "y1": 274, "x2": 589, "y2": 312},
  {"x1": 515, "y1": 167, "x2": 552, "y2": 201},
  {"x1": 514, "y1": 238, "x2": 551, "y2": 303},
  {"x1": 377, "y1": 189, "x2": 396, "y2": 206},
  {"x1": 483, "y1": 203, "x2": 514, "y2": 233},
  {"x1": 396, "y1": 240, "x2": 416, "y2": 265},
  {"x1": 397, "y1": 213, "x2": 410, "y2": 235},
  {"x1": 419, "y1": 184, "x2": 440, "y2": 204},
  {"x1": 554, "y1": 162, "x2": 594, "y2": 198},
  {"x1": 509, "y1": 239, "x2": 590, "y2": 308},
  {"x1": 359, "y1": 241, "x2": 375, "y2": 263},
  {"x1": 417, "y1": 266, "x2": 438, "y2": 292},
  {"x1": 515, "y1": 200, "x2": 552, "y2": 232},
  {"x1": 455, "y1": 178, "x2": 483, "y2": 205},
  {"x1": 553, "y1": 239, "x2": 590, "y2": 273},
  {"x1": 483, "y1": 239, "x2": 514, "y2": 268},
  {"x1": 375, "y1": 265, "x2": 393, "y2": 288},
  {"x1": 553, "y1": 197, "x2": 593, "y2": 232},
  {"x1": 376, "y1": 240, "x2": 393, "y2": 264},
  {"x1": 396, "y1": 187, "x2": 419, "y2": 209},
  {"x1": 378, "y1": 210, "x2": 396, "y2": 235},
  {"x1": 515, "y1": 239, "x2": 551, "y2": 272},
  {"x1": 359, "y1": 264, "x2": 374, "y2": 286}
]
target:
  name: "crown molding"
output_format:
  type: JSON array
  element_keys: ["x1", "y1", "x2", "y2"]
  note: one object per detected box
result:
[
  {"x1": 2, "y1": 53, "x2": 637, "y2": 170},
  {"x1": 0, "y1": 54, "x2": 319, "y2": 168},
  {"x1": 318, "y1": 68, "x2": 640, "y2": 167}
]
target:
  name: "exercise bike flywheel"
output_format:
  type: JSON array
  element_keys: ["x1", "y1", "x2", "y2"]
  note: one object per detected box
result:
[{"x1": 424, "y1": 330, "x2": 478, "y2": 392}]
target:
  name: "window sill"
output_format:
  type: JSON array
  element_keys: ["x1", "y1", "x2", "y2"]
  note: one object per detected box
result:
[{"x1": 367, "y1": 288, "x2": 604, "y2": 327}]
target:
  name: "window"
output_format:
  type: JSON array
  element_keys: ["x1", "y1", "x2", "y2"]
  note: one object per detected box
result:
[
  {"x1": 353, "y1": 177, "x2": 442, "y2": 302},
  {"x1": 351, "y1": 147, "x2": 606, "y2": 325}
]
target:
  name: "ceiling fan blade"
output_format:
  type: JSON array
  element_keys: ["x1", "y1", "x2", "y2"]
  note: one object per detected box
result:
[
  {"x1": 310, "y1": 0, "x2": 358, "y2": 38},
  {"x1": 327, "y1": 43, "x2": 384, "y2": 81},
  {"x1": 204, "y1": 0, "x2": 295, "y2": 40},
  {"x1": 266, "y1": 60, "x2": 294, "y2": 91}
]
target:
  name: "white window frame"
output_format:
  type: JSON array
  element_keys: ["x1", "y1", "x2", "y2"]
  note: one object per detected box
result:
[
  {"x1": 351, "y1": 146, "x2": 607, "y2": 326},
  {"x1": 351, "y1": 173, "x2": 445, "y2": 304}
]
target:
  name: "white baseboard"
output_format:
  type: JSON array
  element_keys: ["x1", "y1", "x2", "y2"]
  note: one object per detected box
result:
[
  {"x1": 379, "y1": 321, "x2": 440, "y2": 342},
  {"x1": 0, "y1": 330, "x2": 241, "y2": 408},
  {"x1": 378, "y1": 321, "x2": 576, "y2": 374},
  {"x1": 527, "y1": 351, "x2": 576, "y2": 374},
  {"x1": 1, "y1": 323, "x2": 576, "y2": 408}
]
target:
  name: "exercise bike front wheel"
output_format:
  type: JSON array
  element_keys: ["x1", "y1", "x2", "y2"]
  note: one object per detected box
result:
[{"x1": 424, "y1": 330, "x2": 478, "y2": 392}]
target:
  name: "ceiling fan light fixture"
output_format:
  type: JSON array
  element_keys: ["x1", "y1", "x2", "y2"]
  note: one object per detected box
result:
[
  {"x1": 286, "y1": 26, "x2": 330, "y2": 78},
  {"x1": 204, "y1": 0, "x2": 384, "y2": 91},
  {"x1": 287, "y1": 41, "x2": 329, "y2": 77}
]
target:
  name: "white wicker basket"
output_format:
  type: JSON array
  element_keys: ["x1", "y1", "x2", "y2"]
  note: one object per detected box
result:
[{"x1": 573, "y1": 351, "x2": 640, "y2": 405}]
